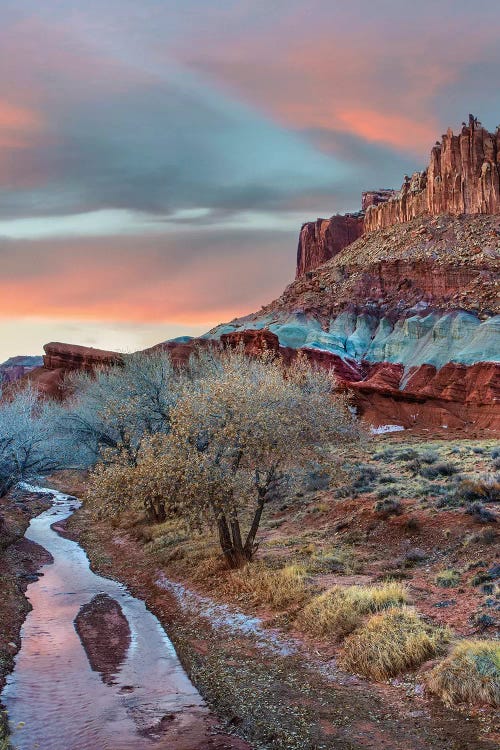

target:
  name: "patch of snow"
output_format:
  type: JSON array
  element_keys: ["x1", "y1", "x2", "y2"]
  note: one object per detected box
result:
[
  {"x1": 156, "y1": 574, "x2": 297, "y2": 657},
  {"x1": 370, "y1": 424, "x2": 405, "y2": 435}
]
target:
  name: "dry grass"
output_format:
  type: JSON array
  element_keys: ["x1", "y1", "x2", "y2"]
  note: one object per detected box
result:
[
  {"x1": 339, "y1": 607, "x2": 445, "y2": 680},
  {"x1": 225, "y1": 562, "x2": 309, "y2": 610},
  {"x1": 427, "y1": 640, "x2": 500, "y2": 707},
  {"x1": 296, "y1": 581, "x2": 408, "y2": 638}
]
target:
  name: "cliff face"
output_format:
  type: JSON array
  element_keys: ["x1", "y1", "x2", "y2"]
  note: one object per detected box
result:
[
  {"x1": 297, "y1": 116, "x2": 500, "y2": 277},
  {"x1": 364, "y1": 115, "x2": 500, "y2": 232},
  {"x1": 296, "y1": 189, "x2": 401, "y2": 276},
  {"x1": 296, "y1": 214, "x2": 363, "y2": 277}
]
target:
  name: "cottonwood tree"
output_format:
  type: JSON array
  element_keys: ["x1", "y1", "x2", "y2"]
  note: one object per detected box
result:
[
  {"x1": 89, "y1": 347, "x2": 361, "y2": 567},
  {"x1": 63, "y1": 350, "x2": 180, "y2": 465},
  {"x1": 0, "y1": 386, "x2": 69, "y2": 496}
]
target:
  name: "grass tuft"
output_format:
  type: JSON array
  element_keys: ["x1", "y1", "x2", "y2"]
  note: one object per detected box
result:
[
  {"x1": 434, "y1": 569, "x2": 461, "y2": 588},
  {"x1": 296, "y1": 581, "x2": 408, "y2": 638},
  {"x1": 427, "y1": 640, "x2": 500, "y2": 707},
  {"x1": 339, "y1": 606, "x2": 445, "y2": 680},
  {"x1": 225, "y1": 562, "x2": 309, "y2": 610}
]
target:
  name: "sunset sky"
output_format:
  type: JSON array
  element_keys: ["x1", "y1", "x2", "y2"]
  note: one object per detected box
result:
[{"x1": 1, "y1": 0, "x2": 500, "y2": 359}]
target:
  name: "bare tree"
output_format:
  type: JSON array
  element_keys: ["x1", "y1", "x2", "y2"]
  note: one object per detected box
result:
[
  {"x1": 63, "y1": 350, "x2": 180, "y2": 465},
  {"x1": 0, "y1": 386, "x2": 70, "y2": 496}
]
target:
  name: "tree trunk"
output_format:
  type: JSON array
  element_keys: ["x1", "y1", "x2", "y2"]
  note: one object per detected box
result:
[
  {"x1": 216, "y1": 513, "x2": 249, "y2": 568},
  {"x1": 243, "y1": 496, "x2": 265, "y2": 559}
]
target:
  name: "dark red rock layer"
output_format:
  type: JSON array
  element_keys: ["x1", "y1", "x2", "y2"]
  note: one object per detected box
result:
[
  {"x1": 364, "y1": 115, "x2": 500, "y2": 232},
  {"x1": 296, "y1": 213, "x2": 363, "y2": 277}
]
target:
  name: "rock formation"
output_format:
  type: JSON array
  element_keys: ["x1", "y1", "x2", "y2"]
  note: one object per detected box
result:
[
  {"x1": 209, "y1": 208, "x2": 500, "y2": 433},
  {"x1": 364, "y1": 115, "x2": 500, "y2": 232},
  {"x1": 361, "y1": 189, "x2": 397, "y2": 211},
  {"x1": 0, "y1": 356, "x2": 43, "y2": 385},
  {"x1": 13, "y1": 343, "x2": 122, "y2": 399},
  {"x1": 296, "y1": 213, "x2": 363, "y2": 277},
  {"x1": 297, "y1": 116, "x2": 500, "y2": 277}
]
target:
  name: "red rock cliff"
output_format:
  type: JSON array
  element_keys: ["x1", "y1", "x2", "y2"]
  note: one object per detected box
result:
[
  {"x1": 296, "y1": 213, "x2": 363, "y2": 277},
  {"x1": 364, "y1": 115, "x2": 500, "y2": 232}
]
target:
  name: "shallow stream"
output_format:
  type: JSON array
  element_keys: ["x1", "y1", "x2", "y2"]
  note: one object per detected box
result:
[{"x1": 1, "y1": 487, "x2": 206, "y2": 750}]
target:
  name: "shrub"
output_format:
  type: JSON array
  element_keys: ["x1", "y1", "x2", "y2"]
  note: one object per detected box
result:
[
  {"x1": 420, "y1": 450, "x2": 439, "y2": 464},
  {"x1": 306, "y1": 546, "x2": 359, "y2": 575},
  {"x1": 296, "y1": 582, "x2": 408, "y2": 638},
  {"x1": 403, "y1": 517, "x2": 421, "y2": 533},
  {"x1": 427, "y1": 640, "x2": 500, "y2": 707},
  {"x1": 421, "y1": 462, "x2": 458, "y2": 479},
  {"x1": 435, "y1": 569, "x2": 461, "y2": 588},
  {"x1": 394, "y1": 448, "x2": 419, "y2": 462},
  {"x1": 373, "y1": 448, "x2": 395, "y2": 462},
  {"x1": 352, "y1": 464, "x2": 380, "y2": 492},
  {"x1": 226, "y1": 563, "x2": 308, "y2": 610},
  {"x1": 403, "y1": 548, "x2": 427, "y2": 567},
  {"x1": 374, "y1": 498, "x2": 402, "y2": 518},
  {"x1": 339, "y1": 607, "x2": 444, "y2": 680},
  {"x1": 465, "y1": 502, "x2": 498, "y2": 524},
  {"x1": 455, "y1": 476, "x2": 500, "y2": 504}
]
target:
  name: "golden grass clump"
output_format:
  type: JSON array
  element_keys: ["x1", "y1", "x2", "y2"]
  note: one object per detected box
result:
[
  {"x1": 226, "y1": 563, "x2": 308, "y2": 609},
  {"x1": 427, "y1": 640, "x2": 500, "y2": 707},
  {"x1": 296, "y1": 581, "x2": 408, "y2": 637},
  {"x1": 338, "y1": 606, "x2": 444, "y2": 680}
]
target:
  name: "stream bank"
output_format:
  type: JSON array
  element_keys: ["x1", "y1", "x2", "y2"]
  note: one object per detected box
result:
[{"x1": 0, "y1": 489, "x2": 52, "y2": 741}]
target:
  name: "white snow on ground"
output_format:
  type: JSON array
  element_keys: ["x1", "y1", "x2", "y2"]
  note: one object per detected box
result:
[{"x1": 370, "y1": 424, "x2": 405, "y2": 435}]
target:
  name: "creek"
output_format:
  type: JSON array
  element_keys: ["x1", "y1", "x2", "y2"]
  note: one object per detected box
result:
[{"x1": 1, "y1": 486, "x2": 206, "y2": 750}]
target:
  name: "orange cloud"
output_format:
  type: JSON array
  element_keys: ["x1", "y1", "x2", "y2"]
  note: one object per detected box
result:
[
  {"x1": 335, "y1": 108, "x2": 437, "y2": 151},
  {"x1": 0, "y1": 99, "x2": 42, "y2": 147}
]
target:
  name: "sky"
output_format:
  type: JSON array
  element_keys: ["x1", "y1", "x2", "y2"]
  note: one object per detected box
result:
[{"x1": 1, "y1": 0, "x2": 500, "y2": 360}]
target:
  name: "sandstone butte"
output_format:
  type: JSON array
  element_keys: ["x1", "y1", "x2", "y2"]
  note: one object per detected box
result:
[{"x1": 5, "y1": 115, "x2": 500, "y2": 434}]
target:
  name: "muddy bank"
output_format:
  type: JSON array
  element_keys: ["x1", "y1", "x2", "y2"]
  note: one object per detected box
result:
[
  {"x1": 60, "y1": 500, "x2": 499, "y2": 750},
  {"x1": 0, "y1": 489, "x2": 52, "y2": 739}
]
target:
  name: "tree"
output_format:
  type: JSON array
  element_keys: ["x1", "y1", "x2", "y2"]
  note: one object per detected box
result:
[
  {"x1": 63, "y1": 350, "x2": 180, "y2": 465},
  {"x1": 0, "y1": 386, "x2": 70, "y2": 497},
  {"x1": 88, "y1": 347, "x2": 361, "y2": 567}
]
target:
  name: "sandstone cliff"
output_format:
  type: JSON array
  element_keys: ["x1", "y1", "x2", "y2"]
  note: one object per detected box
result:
[
  {"x1": 364, "y1": 115, "x2": 500, "y2": 232},
  {"x1": 296, "y1": 214, "x2": 363, "y2": 277}
]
